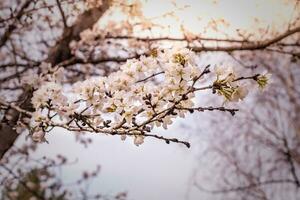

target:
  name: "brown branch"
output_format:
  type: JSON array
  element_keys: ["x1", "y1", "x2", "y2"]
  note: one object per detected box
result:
[
  {"x1": 0, "y1": 67, "x2": 31, "y2": 83},
  {"x1": 48, "y1": 120, "x2": 191, "y2": 148},
  {"x1": 0, "y1": 63, "x2": 38, "y2": 69},
  {"x1": 0, "y1": 99, "x2": 32, "y2": 117},
  {"x1": 191, "y1": 26, "x2": 300, "y2": 52},
  {"x1": 143, "y1": 133, "x2": 190, "y2": 148},
  {"x1": 56, "y1": 0, "x2": 68, "y2": 28},
  {"x1": 104, "y1": 35, "x2": 248, "y2": 43},
  {"x1": 177, "y1": 106, "x2": 239, "y2": 116},
  {"x1": 136, "y1": 71, "x2": 164, "y2": 83},
  {"x1": 57, "y1": 27, "x2": 300, "y2": 68},
  {"x1": 59, "y1": 26, "x2": 300, "y2": 68},
  {"x1": 100, "y1": 27, "x2": 300, "y2": 53},
  {"x1": 0, "y1": 0, "x2": 32, "y2": 48}
]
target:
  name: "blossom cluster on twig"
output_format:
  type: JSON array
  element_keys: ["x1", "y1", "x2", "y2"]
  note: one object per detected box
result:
[{"x1": 5, "y1": 47, "x2": 270, "y2": 147}]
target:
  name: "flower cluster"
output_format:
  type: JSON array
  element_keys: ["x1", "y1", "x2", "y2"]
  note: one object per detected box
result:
[
  {"x1": 22, "y1": 62, "x2": 64, "y2": 89},
  {"x1": 213, "y1": 66, "x2": 248, "y2": 102},
  {"x1": 256, "y1": 71, "x2": 272, "y2": 89},
  {"x1": 29, "y1": 47, "x2": 270, "y2": 147}
]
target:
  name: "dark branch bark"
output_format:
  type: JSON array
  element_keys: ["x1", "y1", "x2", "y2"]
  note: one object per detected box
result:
[{"x1": 56, "y1": 0, "x2": 68, "y2": 29}]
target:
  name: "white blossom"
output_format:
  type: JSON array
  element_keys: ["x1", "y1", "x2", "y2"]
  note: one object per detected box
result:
[
  {"x1": 29, "y1": 47, "x2": 268, "y2": 146},
  {"x1": 134, "y1": 136, "x2": 144, "y2": 146},
  {"x1": 32, "y1": 130, "x2": 46, "y2": 143}
]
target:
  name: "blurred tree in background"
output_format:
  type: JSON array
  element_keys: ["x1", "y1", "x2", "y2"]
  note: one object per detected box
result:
[{"x1": 0, "y1": 0, "x2": 299, "y2": 199}]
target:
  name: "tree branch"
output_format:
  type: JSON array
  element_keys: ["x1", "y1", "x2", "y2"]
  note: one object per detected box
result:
[
  {"x1": 191, "y1": 26, "x2": 300, "y2": 52},
  {"x1": 56, "y1": 0, "x2": 68, "y2": 28},
  {"x1": 0, "y1": 0, "x2": 32, "y2": 48},
  {"x1": 195, "y1": 179, "x2": 296, "y2": 194}
]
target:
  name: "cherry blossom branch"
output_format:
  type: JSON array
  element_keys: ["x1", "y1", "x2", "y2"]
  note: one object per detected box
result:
[
  {"x1": 9, "y1": 47, "x2": 270, "y2": 148},
  {"x1": 177, "y1": 106, "x2": 239, "y2": 116},
  {"x1": 0, "y1": 98, "x2": 192, "y2": 147},
  {"x1": 143, "y1": 133, "x2": 190, "y2": 148},
  {"x1": 40, "y1": 120, "x2": 190, "y2": 147},
  {"x1": 232, "y1": 74, "x2": 260, "y2": 82}
]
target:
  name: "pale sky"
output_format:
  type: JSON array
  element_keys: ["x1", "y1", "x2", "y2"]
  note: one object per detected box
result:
[{"x1": 99, "y1": 0, "x2": 299, "y2": 39}]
